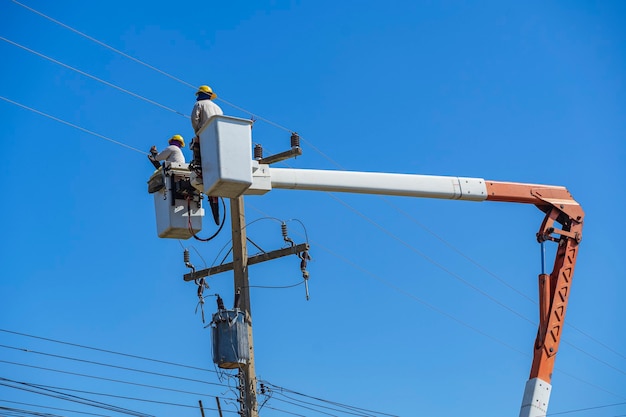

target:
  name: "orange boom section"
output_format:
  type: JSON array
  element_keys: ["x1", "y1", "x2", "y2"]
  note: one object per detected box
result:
[{"x1": 486, "y1": 180, "x2": 584, "y2": 383}]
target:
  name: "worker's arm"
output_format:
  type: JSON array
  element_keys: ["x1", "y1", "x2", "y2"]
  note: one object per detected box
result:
[{"x1": 154, "y1": 147, "x2": 172, "y2": 161}]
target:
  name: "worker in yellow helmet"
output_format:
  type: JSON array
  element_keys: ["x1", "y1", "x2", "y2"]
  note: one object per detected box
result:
[
  {"x1": 190, "y1": 85, "x2": 224, "y2": 226},
  {"x1": 149, "y1": 134, "x2": 186, "y2": 165},
  {"x1": 191, "y1": 85, "x2": 223, "y2": 135},
  {"x1": 189, "y1": 84, "x2": 224, "y2": 173}
]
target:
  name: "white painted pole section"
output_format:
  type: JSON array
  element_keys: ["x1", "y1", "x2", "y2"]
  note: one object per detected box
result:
[
  {"x1": 269, "y1": 168, "x2": 488, "y2": 201},
  {"x1": 519, "y1": 378, "x2": 551, "y2": 417}
]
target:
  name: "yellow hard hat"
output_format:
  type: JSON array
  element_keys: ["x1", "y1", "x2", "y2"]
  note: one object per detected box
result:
[
  {"x1": 169, "y1": 134, "x2": 185, "y2": 147},
  {"x1": 195, "y1": 85, "x2": 217, "y2": 100}
]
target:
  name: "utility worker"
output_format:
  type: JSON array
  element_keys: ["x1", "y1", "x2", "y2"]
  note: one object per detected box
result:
[
  {"x1": 190, "y1": 85, "x2": 223, "y2": 166},
  {"x1": 191, "y1": 85, "x2": 223, "y2": 135},
  {"x1": 190, "y1": 85, "x2": 223, "y2": 227},
  {"x1": 149, "y1": 134, "x2": 186, "y2": 165}
]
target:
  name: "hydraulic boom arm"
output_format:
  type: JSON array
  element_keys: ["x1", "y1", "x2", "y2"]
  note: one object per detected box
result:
[{"x1": 260, "y1": 171, "x2": 585, "y2": 416}]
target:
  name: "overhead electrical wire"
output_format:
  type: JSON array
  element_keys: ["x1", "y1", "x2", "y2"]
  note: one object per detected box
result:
[
  {"x1": 259, "y1": 405, "x2": 307, "y2": 417},
  {"x1": 269, "y1": 394, "x2": 377, "y2": 417},
  {"x1": 10, "y1": 0, "x2": 196, "y2": 90},
  {"x1": 546, "y1": 401, "x2": 626, "y2": 416},
  {"x1": 0, "y1": 359, "x2": 238, "y2": 402},
  {"x1": 0, "y1": 399, "x2": 123, "y2": 417},
  {"x1": 0, "y1": 328, "x2": 217, "y2": 374},
  {"x1": 0, "y1": 37, "x2": 189, "y2": 118},
  {"x1": 0, "y1": 406, "x2": 65, "y2": 417},
  {"x1": 262, "y1": 382, "x2": 397, "y2": 417},
  {"x1": 267, "y1": 397, "x2": 340, "y2": 417},
  {"x1": 0, "y1": 96, "x2": 146, "y2": 155},
  {"x1": 0, "y1": 378, "x2": 154, "y2": 417},
  {"x1": 1, "y1": 330, "x2": 623, "y2": 416},
  {"x1": 0, "y1": 330, "x2": 396, "y2": 417},
  {"x1": 0, "y1": 343, "x2": 227, "y2": 389},
  {"x1": 2, "y1": 379, "x2": 234, "y2": 414}
]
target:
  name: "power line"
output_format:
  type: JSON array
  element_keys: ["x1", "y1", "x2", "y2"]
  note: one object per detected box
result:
[
  {"x1": 1, "y1": 377, "x2": 237, "y2": 415},
  {"x1": 0, "y1": 96, "x2": 146, "y2": 155},
  {"x1": 546, "y1": 401, "x2": 626, "y2": 415},
  {"x1": 0, "y1": 37, "x2": 189, "y2": 118},
  {"x1": 0, "y1": 406, "x2": 65, "y2": 417},
  {"x1": 0, "y1": 344, "x2": 227, "y2": 389},
  {"x1": 261, "y1": 380, "x2": 398, "y2": 417},
  {"x1": 0, "y1": 400, "x2": 111, "y2": 417},
  {"x1": 10, "y1": 0, "x2": 196, "y2": 90},
  {"x1": 267, "y1": 397, "x2": 339, "y2": 417},
  {"x1": 0, "y1": 329, "x2": 218, "y2": 375},
  {"x1": 0, "y1": 377, "x2": 153, "y2": 417},
  {"x1": 260, "y1": 405, "x2": 307, "y2": 417},
  {"x1": 0, "y1": 359, "x2": 238, "y2": 402},
  {"x1": 0, "y1": 330, "x2": 398, "y2": 417},
  {"x1": 269, "y1": 393, "x2": 376, "y2": 417}
]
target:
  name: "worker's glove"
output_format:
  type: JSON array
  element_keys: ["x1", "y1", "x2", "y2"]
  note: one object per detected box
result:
[{"x1": 150, "y1": 145, "x2": 158, "y2": 155}]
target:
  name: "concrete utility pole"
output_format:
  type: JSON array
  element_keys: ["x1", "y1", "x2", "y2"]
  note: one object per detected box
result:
[{"x1": 230, "y1": 196, "x2": 259, "y2": 417}]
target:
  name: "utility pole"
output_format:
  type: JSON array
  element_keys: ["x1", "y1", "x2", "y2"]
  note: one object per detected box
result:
[
  {"x1": 230, "y1": 196, "x2": 259, "y2": 417},
  {"x1": 181, "y1": 196, "x2": 308, "y2": 416}
]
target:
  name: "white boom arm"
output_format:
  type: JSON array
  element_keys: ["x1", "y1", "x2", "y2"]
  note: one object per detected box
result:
[{"x1": 267, "y1": 168, "x2": 488, "y2": 201}]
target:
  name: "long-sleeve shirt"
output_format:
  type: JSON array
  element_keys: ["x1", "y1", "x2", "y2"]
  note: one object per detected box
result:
[
  {"x1": 154, "y1": 145, "x2": 185, "y2": 163},
  {"x1": 191, "y1": 99, "x2": 224, "y2": 134}
]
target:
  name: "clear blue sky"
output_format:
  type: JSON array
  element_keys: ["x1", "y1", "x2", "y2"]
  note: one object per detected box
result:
[{"x1": 1, "y1": 1, "x2": 625, "y2": 416}]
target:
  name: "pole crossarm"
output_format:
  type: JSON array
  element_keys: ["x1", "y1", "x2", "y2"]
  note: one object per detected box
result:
[
  {"x1": 258, "y1": 147, "x2": 302, "y2": 165},
  {"x1": 184, "y1": 243, "x2": 310, "y2": 282}
]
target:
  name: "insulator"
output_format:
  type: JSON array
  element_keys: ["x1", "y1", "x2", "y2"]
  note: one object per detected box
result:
[
  {"x1": 184, "y1": 249, "x2": 190, "y2": 263},
  {"x1": 290, "y1": 132, "x2": 300, "y2": 148},
  {"x1": 281, "y1": 222, "x2": 288, "y2": 238},
  {"x1": 216, "y1": 295, "x2": 225, "y2": 310},
  {"x1": 254, "y1": 144, "x2": 263, "y2": 160}
]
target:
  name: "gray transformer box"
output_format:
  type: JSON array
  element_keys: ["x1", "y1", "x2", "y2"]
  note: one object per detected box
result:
[
  {"x1": 211, "y1": 309, "x2": 250, "y2": 369},
  {"x1": 198, "y1": 115, "x2": 254, "y2": 199}
]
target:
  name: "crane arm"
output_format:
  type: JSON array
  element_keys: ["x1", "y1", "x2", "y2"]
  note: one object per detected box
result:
[{"x1": 260, "y1": 169, "x2": 585, "y2": 415}]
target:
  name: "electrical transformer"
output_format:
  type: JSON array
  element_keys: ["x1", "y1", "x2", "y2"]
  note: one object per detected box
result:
[{"x1": 211, "y1": 309, "x2": 250, "y2": 369}]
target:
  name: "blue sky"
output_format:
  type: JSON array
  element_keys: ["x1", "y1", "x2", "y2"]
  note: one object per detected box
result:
[{"x1": 1, "y1": 1, "x2": 625, "y2": 416}]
